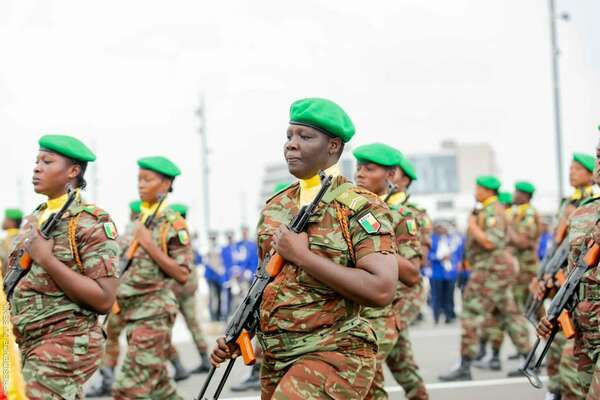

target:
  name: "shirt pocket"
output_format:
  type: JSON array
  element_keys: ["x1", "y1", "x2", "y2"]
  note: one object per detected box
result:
[
  {"x1": 73, "y1": 334, "x2": 90, "y2": 355},
  {"x1": 297, "y1": 235, "x2": 350, "y2": 292}
]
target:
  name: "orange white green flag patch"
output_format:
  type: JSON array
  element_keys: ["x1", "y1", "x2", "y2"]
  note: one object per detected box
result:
[{"x1": 358, "y1": 212, "x2": 381, "y2": 234}]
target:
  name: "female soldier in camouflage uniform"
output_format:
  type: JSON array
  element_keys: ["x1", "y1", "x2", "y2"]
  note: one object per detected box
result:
[
  {"x1": 6, "y1": 134, "x2": 120, "y2": 399},
  {"x1": 210, "y1": 98, "x2": 397, "y2": 399}
]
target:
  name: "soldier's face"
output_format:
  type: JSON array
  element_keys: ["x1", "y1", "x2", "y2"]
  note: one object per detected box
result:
[
  {"x1": 391, "y1": 168, "x2": 410, "y2": 192},
  {"x1": 355, "y1": 163, "x2": 390, "y2": 195},
  {"x1": 138, "y1": 169, "x2": 171, "y2": 203},
  {"x1": 475, "y1": 185, "x2": 491, "y2": 202},
  {"x1": 569, "y1": 161, "x2": 593, "y2": 188},
  {"x1": 32, "y1": 150, "x2": 80, "y2": 198},
  {"x1": 284, "y1": 125, "x2": 340, "y2": 179},
  {"x1": 513, "y1": 190, "x2": 529, "y2": 205}
]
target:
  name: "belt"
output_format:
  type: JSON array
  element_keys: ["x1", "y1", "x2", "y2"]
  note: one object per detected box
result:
[{"x1": 579, "y1": 282, "x2": 600, "y2": 301}]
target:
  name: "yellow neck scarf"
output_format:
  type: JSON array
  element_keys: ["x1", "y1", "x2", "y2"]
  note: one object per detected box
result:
[
  {"x1": 482, "y1": 195, "x2": 498, "y2": 208},
  {"x1": 572, "y1": 185, "x2": 594, "y2": 201},
  {"x1": 4, "y1": 228, "x2": 20, "y2": 237},
  {"x1": 298, "y1": 163, "x2": 340, "y2": 206},
  {"x1": 39, "y1": 190, "x2": 79, "y2": 226},
  {"x1": 515, "y1": 203, "x2": 530, "y2": 217},
  {"x1": 381, "y1": 191, "x2": 407, "y2": 208},
  {"x1": 140, "y1": 200, "x2": 168, "y2": 222}
]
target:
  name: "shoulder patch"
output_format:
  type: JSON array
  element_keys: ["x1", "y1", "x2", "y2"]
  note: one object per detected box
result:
[
  {"x1": 358, "y1": 212, "x2": 381, "y2": 234},
  {"x1": 406, "y1": 218, "x2": 417, "y2": 236},
  {"x1": 83, "y1": 205, "x2": 108, "y2": 218},
  {"x1": 178, "y1": 230, "x2": 190, "y2": 245},
  {"x1": 336, "y1": 190, "x2": 368, "y2": 212},
  {"x1": 103, "y1": 221, "x2": 118, "y2": 239}
]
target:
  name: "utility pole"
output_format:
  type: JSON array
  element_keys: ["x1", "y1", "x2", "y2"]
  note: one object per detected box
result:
[
  {"x1": 548, "y1": 0, "x2": 568, "y2": 201},
  {"x1": 90, "y1": 138, "x2": 99, "y2": 202},
  {"x1": 196, "y1": 94, "x2": 211, "y2": 243}
]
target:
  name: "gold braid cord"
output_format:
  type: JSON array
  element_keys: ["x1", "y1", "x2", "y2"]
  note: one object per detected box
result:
[
  {"x1": 68, "y1": 214, "x2": 84, "y2": 274},
  {"x1": 160, "y1": 223, "x2": 170, "y2": 254},
  {"x1": 334, "y1": 201, "x2": 356, "y2": 265}
]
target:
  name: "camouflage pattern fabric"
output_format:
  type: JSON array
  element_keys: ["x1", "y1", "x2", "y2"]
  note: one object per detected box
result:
[
  {"x1": 256, "y1": 176, "x2": 395, "y2": 397},
  {"x1": 479, "y1": 311, "x2": 504, "y2": 352},
  {"x1": 566, "y1": 195, "x2": 600, "y2": 398},
  {"x1": 547, "y1": 332, "x2": 566, "y2": 393},
  {"x1": 7, "y1": 197, "x2": 119, "y2": 399},
  {"x1": 103, "y1": 311, "x2": 125, "y2": 368},
  {"x1": 112, "y1": 207, "x2": 192, "y2": 399},
  {"x1": 362, "y1": 193, "x2": 426, "y2": 399},
  {"x1": 386, "y1": 329, "x2": 428, "y2": 400},
  {"x1": 166, "y1": 268, "x2": 208, "y2": 359},
  {"x1": 0, "y1": 230, "x2": 19, "y2": 276},
  {"x1": 559, "y1": 340, "x2": 584, "y2": 399},
  {"x1": 260, "y1": 348, "x2": 376, "y2": 400},
  {"x1": 460, "y1": 198, "x2": 530, "y2": 359}
]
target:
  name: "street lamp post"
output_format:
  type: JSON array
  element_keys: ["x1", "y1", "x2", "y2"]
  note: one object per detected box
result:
[{"x1": 197, "y1": 94, "x2": 211, "y2": 242}]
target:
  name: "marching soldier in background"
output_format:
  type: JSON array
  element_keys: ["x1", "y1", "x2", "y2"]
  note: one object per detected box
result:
[
  {"x1": 542, "y1": 152, "x2": 596, "y2": 400},
  {"x1": 6, "y1": 135, "x2": 120, "y2": 399},
  {"x1": 353, "y1": 143, "x2": 427, "y2": 400},
  {"x1": 439, "y1": 175, "x2": 531, "y2": 381},
  {"x1": 210, "y1": 97, "x2": 398, "y2": 399},
  {"x1": 87, "y1": 200, "x2": 141, "y2": 397},
  {"x1": 112, "y1": 156, "x2": 192, "y2": 399},
  {"x1": 384, "y1": 152, "x2": 430, "y2": 399},
  {"x1": 0, "y1": 209, "x2": 23, "y2": 275},
  {"x1": 166, "y1": 203, "x2": 211, "y2": 377}
]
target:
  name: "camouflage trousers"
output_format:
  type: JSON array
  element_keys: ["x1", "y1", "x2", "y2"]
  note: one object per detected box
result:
[
  {"x1": 513, "y1": 269, "x2": 536, "y2": 313},
  {"x1": 21, "y1": 324, "x2": 104, "y2": 400},
  {"x1": 460, "y1": 269, "x2": 530, "y2": 359},
  {"x1": 260, "y1": 348, "x2": 376, "y2": 400},
  {"x1": 574, "y1": 299, "x2": 600, "y2": 399},
  {"x1": 479, "y1": 312, "x2": 504, "y2": 351},
  {"x1": 559, "y1": 339, "x2": 583, "y2": 399},
  {"x1": 385, "y1": 329, "x2": 428, "y2": 400},
  {"x1": 364, "y1": 313, "x2": 399, "y2": 400},
  {"x1": 112, "y1": 314, "x2": 181, "y2": 400},
  {"x1": 166, "y1": 289, "x2": 208, "y2": 360},
  {"x1": 103, "y1": 310, "x2": 126, "y2": 368}
]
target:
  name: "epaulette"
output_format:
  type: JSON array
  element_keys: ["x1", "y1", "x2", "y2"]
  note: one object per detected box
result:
[
  {"x1": 172, "y1": 215, "x2": 187, "y2": 231},
  {"x1": 335, "y1": 188, "x2": 369, "y2": 212},
  {"x1": 82, "y1": 205, "x2": 109, "y2": 219},
  {"x1": 266, "y1": 182, "x2": 298, "y2": 204},
  {"x1": 395, "y1": 205, "x2": 414, "y2": 217},
  {"x1": 579, "y1": 193, "x2": 600, "y2": 207}
]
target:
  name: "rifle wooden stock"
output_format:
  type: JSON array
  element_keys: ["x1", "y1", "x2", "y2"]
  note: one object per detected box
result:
[
  {"x1": 235, "y1": 329, "x2": 256, "y2": 365},
  {"x1": 584, "y1": 242, "x2": 600, "y2": 266},
  {"x1": 265, "y1": 253, "x2": 285, "y2": 277},
  {"x1": 18, "y1": 253, "x2": 32, "y2": 270},
  {"x1": 558, "y1": 310, "x2": 576, "y2": 339}
]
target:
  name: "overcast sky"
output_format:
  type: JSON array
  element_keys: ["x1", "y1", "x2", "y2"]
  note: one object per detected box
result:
[{"x1": 0, "y1": 0, "x2": 598, "y2": 239}]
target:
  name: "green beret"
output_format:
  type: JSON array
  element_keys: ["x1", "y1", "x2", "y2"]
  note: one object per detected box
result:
[
  {"x1": 272, "y1": 182, "x2": 291, "y2": 194},
  {"x1": 137, "y1": 156, "x2": 181, "y2": 178},
  {"x1": 515, "y1": 181, "x2": 535, "y2": 194},
  {"x1": 476, "y1": 175, "x2": 501, "y2": 191},
  {"x1": 170, "y1": 203, "x2": 188, "y2": 217},
  {"x1": 498, "y1": 192, "x2": 513, "y2": 205},
  {"x1": 4, "y1": 208, "x2": 23, "y2": 220},
  {"x1": 289, "y1": 98, "x2": 355, "y2": 143},
  {"x1": 573, "y1": 152, "x2": 595, "y2": 173},
  {"x1": 353, "y1": 143, "x2": 402, "y2": 167},
  {"x1": 398, "y1": 154, "x2": 418, "y2": 181},
  {"x1": 129, "y1": 200, "x2": 141, "y2": 214},
  {"x1": 39, "y1": 134, "x2": 96, "y2": 162}
]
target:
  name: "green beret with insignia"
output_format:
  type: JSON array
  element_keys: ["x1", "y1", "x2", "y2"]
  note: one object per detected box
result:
[
  {"x1": 4, "y1": 208, "x2": 23, "y2": 220},
  {"x1": 137, "y1": 156, "x2": 181, "y2": 178},
  {"x1": 39, "y1": 134, "x2": 96, "y2": 162},
  {"x1": 352, "y1": 143, "x2": 402, "y2": 167},
  {"x1": 573, "y1": 152, "x2": 595, "y2": 172},
  {"x1": 129, "y1": 200, "x2": 141, "y2": 214},
  {"x1": 515, "y1": 181, "x2": 535, "y2": 195},
  {"x1": 398, "y1": 154, "x2": 418, "y2": 181},
  {"x1": 498, "y1": 191, "x2": 512, "y2": 205},
  {"x1": 170, "y1": 203, "x2": 188, "y2": 218},
  {"x1": 289, "y1": 98, "x2": 355, "y2": 143},
  {"x1": 476, "y1": 175, "x2": 501, "y2": 191}
]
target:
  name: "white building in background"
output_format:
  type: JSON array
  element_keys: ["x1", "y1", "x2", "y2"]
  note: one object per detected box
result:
[{"x1": 258, "y1": 140, "x2": 556, "y2": 229}]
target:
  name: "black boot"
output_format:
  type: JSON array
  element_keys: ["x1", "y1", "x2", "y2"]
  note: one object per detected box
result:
[
  {"x1": 488, "y1": 350, "x2": 502, "y2": 371},
  {"x1": 86, "y1": 367, "x2": 114, "y2": 397},
  {"x1": 231, "y1": 362, "x2": 261, "y2": 392},
  {"x1": 191, "y1": 352, "x2": 211, "y2": 374},
  {"x1": 171, "y1": 357, "x2": 191, "y2": 382},
  {"x1": 507, "y1": 353, "x2": 529, "y2": 377},
  {"x1": 507, "y1": 352, "x2": 520, "y2": 360},
  {"x1": 438, "y1": 357, "x2": 473, "y2": 382},
  {"x1": 474, "y1": 340, "x2": 487, "y2": 361}
]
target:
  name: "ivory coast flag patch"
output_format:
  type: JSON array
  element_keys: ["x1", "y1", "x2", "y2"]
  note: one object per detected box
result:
[
  {"x1": 358, "y1": 212, "x2": 381, "y2": 234},
  {"x1": 103, "y1": 222, "x2": 118, "y2": 239}
]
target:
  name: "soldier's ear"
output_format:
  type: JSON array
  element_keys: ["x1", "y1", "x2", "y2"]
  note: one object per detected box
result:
[{"x1": 328, "y1": 138, "x2": 343, "y2": 157}]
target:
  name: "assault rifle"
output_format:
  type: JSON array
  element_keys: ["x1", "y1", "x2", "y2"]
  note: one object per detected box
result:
[
  {"x1": 523, "y1": 223, "x2": 569, "y2": 325},
  {"x1": 3, "y1": 185, "x2": 77, "y2": 300},
  {"x1": 196, "y1": 172, "x2": 333, "y2": 400},
  {"x1": 520, "y1": 241, "x2": 600, "y2": 389},
  {"x1": 107, "y1": 193, "x2": 166, "y2": 318}
]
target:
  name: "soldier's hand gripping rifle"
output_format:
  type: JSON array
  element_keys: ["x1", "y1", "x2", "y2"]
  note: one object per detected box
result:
[
  {"x1": 524, "y1": 223, "x2": 569, "y2": 325},
  {"x1": 520, "y1": 240, "x2": 600, "y2": 389},
  {"x1": 3, "y1": 185, "x2": 77, "y2": 301},
  {"x1": 196, "y1": 173, "x2": 333, "y2": 400},
  {"x1": 106, "y1": 194, "x2": 166, "y2": 319}
]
